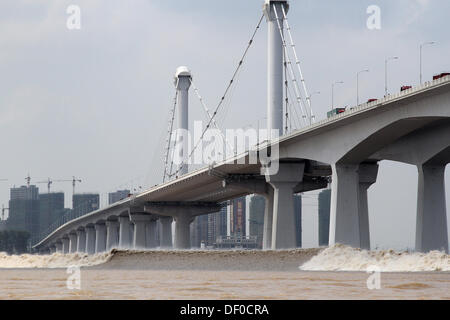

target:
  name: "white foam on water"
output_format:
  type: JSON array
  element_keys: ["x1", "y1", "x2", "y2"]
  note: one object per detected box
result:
[
  {"x1": 299, "y1": 244, "x2": 450, "y2": 272},
  {"x1": 0, "y1": 251, "x2": 113, "y2": 268}
]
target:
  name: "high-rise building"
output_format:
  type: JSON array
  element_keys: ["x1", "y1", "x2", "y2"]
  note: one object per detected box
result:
[
  {"x1": 72, "y1": 194, "x2": 99, "y2": 217},
  {"x1": 215, "y1": 205, "x2": 227, "y2": 241},
  {"x1": 191, "y1": 214, "x2": 209, "y2": 248},
  {"x1": 318, "y1": 189, "x2": 331, "y2": 246},
  {"x1": 191, "y1": 205, "x2": 228, "y2": 248},
  {"x1": 249, "y1": 195, "x2": 265, "y2": 248},
  {"x1": 38, "y1": 193, "x2": 65, "y2": 235},
  {"x1": 108, "y1": 190, "x2": 130, "y2": 205},
  {"x1": 7, "y1": 185, "x2": 40, "y2": 239},
  {"x1": 248, "y1": 194, "x2": 302, "y2": 249},
  {"x1": 230, "y1": 197, "x2": 246, "y2": 237}
]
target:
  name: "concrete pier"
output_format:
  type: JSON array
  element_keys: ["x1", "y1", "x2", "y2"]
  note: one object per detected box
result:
[
  {"x1": 55, "y1": 242, "x2": 62, "y2": 254},
  {"x1": 416, "y1": 164, "x2": 449, "y2": 253},
  {"x1": 61, "y1": 237, "x2": 70, "y2": 254},
  {"x1": 329, "y1": 164, "x2": 360, "y2": 248},
  {"x1": 85, "y1": 226, "x2": 96, "y2": 255},
  {"x1": 95, "y1": 223, "x2": 107, "y2": 253},
  {"x1": 174, "y1": 215, "x2": 194, "y2": 249},
  {"x1": 130, "y1": 214, "x2": 153, "y2": 249},
  {"x1": 262, "y1": 187, "x2": 274, "y2": 250},
  {"x1": 160, "y1": 216, "x2": 173, "y2": 248},
  {"x1": 266, "y1": 162, "x2": 304, "y2": 249},
  {"x1": 68, "y1": 233, "x2": 77, "y2": 253},
  {"x1": 357, "y1": 163, "x2": 379, "y2": 250},
  {"x1": 146, "y1": 219, "x2": 158, "y2": 248},
  {"x1": 106, "y1": 220, "x2": 119, "y2": 250},
  {"x1": 76, "y1": 229, "x2": 86, "y2": 253},
  {"x1": 118, "y1": 216, "x2": 132, "y2": 249}
]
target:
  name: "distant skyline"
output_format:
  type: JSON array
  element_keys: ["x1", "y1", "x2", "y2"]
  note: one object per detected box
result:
[{"x1": 0, "y1": 0, "x2": 448, "y2": 250}]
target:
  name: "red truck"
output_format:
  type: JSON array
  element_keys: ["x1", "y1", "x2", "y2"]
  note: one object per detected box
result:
[
  {"x1": 367, "y1": 99, "x2": 378, "y2": 103},
  {"x1": 401, "y1": 86, "x2": 412, "y2": 91},
  {"x1": 433, "y1": 73, "x2": 450, "y2": 80}
]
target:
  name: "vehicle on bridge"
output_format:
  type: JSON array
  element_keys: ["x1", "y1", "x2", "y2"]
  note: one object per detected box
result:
[
  {"x1": 433, "y1": 73, "x2": 450, "y2": 80},
  {"x1": 401, "y1": 86, "x2": 412, "y2": 92},
  {"x1": 367, "y1": 99, "x2": 378, "y2": 103},
  {"x1": 327, "y1": 108, "x2": 346, "y2": 118}
]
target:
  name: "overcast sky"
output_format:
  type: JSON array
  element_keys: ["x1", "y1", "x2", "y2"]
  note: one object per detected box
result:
[{"x1": 0, "y1": 0, "x2": 449, "y2": 250}]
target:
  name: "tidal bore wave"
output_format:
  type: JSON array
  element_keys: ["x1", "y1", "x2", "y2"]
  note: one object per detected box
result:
[{"x1": 0, "y1": 245, "x2": 448, "y2": 271}]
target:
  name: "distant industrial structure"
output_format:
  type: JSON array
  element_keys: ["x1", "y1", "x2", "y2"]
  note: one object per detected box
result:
[
  {"x1": 72, "y1": 194, "x2": 100, "y2": 217},
  {"x1": 1, "y1": 184, "x2": 110, "y2": 250},
  {"x1": 108, "y1": 190, "x2": 130, "y2": 205},
  {"x1": 7, "y1": 185, "x2": 40, "y2": 240}
]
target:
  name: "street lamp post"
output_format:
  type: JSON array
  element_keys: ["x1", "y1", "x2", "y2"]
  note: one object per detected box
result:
[
  {"x1": 357, "y1": 69, "x2": 369, "y2": 106},
  {"x1": 332, "y1": 81, "x2": 344, "y2": 110},
  {"x1": 308, "y1": 91, "x2": 320, "y2": 124},
  {"x1": 385, "y1": 56, "x2": 399, "y2": 97},
  {"x1": 420, "y1": 42, "x2": 435, "y2": 84}
]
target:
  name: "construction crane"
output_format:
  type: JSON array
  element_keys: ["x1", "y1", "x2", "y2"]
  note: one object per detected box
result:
[
  {"x1": 54, "y1": 176, "x2": 82, "y2": 195},
  {"x1": 1, "y1": 205, "x2": 8, "y2": 221},
  {"x1": 35, "y1": 176, "x2": 82, "y2": 195},
  {"x1": 25, "y1": 174, "x2": 31, "y2": 187},
  {"x1": 35, "y1": 178, "x2": 53, "y2": 194}
]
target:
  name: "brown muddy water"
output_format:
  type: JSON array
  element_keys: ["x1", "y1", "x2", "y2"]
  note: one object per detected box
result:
[{"x1": 0, "y1": 245, "x2": 448, "y2": 300}]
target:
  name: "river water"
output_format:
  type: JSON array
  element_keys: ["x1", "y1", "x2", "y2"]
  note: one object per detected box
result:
[{"x1": 0, "y1": 245, "x2": 448, "y2": 300}]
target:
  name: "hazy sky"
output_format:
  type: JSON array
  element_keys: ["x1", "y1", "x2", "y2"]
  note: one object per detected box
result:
[{"x1": 0, "y1": 0, "x2": 449, "y2": 249}]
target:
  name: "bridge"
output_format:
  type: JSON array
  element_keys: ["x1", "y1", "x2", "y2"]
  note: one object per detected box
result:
[{"x1": 33, "y1": 0, "x2": 450, "y2": 254}]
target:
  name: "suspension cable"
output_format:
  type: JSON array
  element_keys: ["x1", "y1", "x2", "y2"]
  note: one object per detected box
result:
[
  {"x1": 281, "y1": 5, "x2": 315, "y2": 123},
  {"x1": 162, "y1": 82, "x2": 178, "y2": 182},
  {"x1": 272, "y1": 4, "x2": 308, "y2": 127},
  {"x1": 189, "y1": 78, "x2": 234, "y2": 154},
  {"x1": 170, "y1": 14, "x2": 265, "y2": 178}
]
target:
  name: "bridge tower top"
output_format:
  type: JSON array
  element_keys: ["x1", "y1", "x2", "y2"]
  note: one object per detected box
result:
[
  {"x1": 173, "y1": 66, "x2": 192, "y2": 176},
  {"x1": 263, "y1": 0, "x2": 289, "y2": 21}
]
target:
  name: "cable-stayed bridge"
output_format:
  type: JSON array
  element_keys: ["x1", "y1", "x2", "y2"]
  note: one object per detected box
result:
[{"x1": 33, "y1": 0, "x2": 450, "y2": 254}]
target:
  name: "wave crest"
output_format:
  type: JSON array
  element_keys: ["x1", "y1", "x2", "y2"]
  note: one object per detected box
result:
[
  {"x1": 299, "y1": 244, "x2": 450, "y2": 272},
  {"x1": 0, "y1": 251, "x2": 113, "y2": 269}
]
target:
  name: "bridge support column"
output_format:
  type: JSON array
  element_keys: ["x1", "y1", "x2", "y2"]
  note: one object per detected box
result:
[
  {"x1": 174, "y1": 215, "x2": 194, "y2": 249},
  {"x1": 118, "y1": 216, "x2": 132, "y2": 249},
  {"x1": 330, "y1": 164, "x2": 360, "y2": 248},
  {"x1": 55, "y1": 241, "x2": 63, "y2": 254},
  {"x1": 416, "y1": 164, "x2": 449, "y2": 253},
  {"x1": 130, "y1": 214, "x2": 153, "y2": 250},
  {"x1": 146, "y1": 219, "x2": 158, "y2": 248},
  {"x1": 262, "y1": 187, "x2": 274, "y2": 250},
  {"x1": 106, "y1": 220, "x2": 119, "y2": 250},
  {"x1": 68, "y1": 233, "x2": 77, "y2": 254},
  {"x1": 49, "y1": 245, "x2": 56, "y2": 254},
  {"x1": 266, "y1": 163, "x2": 304, "y2": 249},
  {"x1": 61, "y1": 237, "x2": 70, "y2": 254},
  {"x1": 357, "y1": 163, "x2": 379, "y2": 250},
  {"x1": 95, "y1": 223, "x2": 107, "y2": 253},
  {"x1": 159, "y1": 217, "x2": 173, "y2": 248},
  {"x1": 85, "y1": 226, "x2": 96, "y2": 254},
  {"x1": 330, "y1": 163, "x2": 378, "y2": 249},
  {"x1": 76, "y1": 229, "x2": 86, "y2": 253}
]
